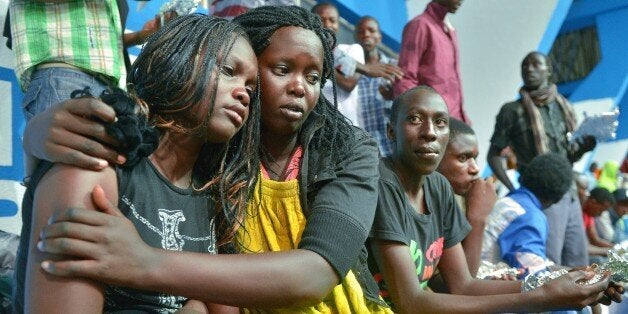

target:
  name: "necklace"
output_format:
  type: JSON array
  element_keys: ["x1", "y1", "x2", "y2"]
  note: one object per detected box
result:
[{"x1": 260, "y1": 146, "x2": 300, "y2": 181}]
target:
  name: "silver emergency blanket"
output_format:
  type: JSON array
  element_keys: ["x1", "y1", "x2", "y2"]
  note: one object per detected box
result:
[
  {"x1": 476, "y1": 261, "x2": 520, "y2": 280},
  {"x1": 159, "y1": 0, "x2": 201, "y2": 25},
  {"x1": 521, "y1": 242, "x2": 628, "y2": 291},
  {"x1": 569, "y1": 109, "x2": 620, "y2": 143}
]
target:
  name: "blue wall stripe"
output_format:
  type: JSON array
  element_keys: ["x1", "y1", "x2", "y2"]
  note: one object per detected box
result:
[{"x1": 537, "y1": 0, "x2": 573, "y2": 54}]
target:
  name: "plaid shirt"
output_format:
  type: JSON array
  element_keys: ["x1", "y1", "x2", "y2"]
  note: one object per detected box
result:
[
  {"x1": 10, "y1": 0, "x2": 125, "y2": 90},
  {"x1": 357, "y1": 53, "x2": 395, "y2": 157}
]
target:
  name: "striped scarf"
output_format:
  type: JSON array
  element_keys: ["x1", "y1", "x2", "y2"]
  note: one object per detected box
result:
[{"x1": 519, "y1": 84, "x2": 577, "y2": 154}]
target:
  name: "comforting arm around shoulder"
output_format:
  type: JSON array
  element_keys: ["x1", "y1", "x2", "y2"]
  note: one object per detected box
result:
[
  {"x1": 22, "y1": 97, "x2": 120, "y2": 173},
  {"x1": 141, "y1": 247, "x2": 338, "y2": 308},
  {"x1": 298, "y1": 133, "x2": 380, "y2": 281},
  {"x1": 26, "y1": 164, "x2": 118, "y2": 313}
]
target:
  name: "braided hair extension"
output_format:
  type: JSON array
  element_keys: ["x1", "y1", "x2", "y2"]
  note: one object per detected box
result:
[
  {"x1": 233, "y1": 5, "x2": 356, "y2": 182},
  {"x1": 70, "y1": 87, "x2": 160, "y2": 168},
  {"x1": 127, "y1": 14, "x2": 261, "y2": 247}
]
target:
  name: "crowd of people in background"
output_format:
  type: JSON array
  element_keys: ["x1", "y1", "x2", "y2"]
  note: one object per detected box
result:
[{"x1": 1, "y1": 0, "x2": 627, "y2": 313}]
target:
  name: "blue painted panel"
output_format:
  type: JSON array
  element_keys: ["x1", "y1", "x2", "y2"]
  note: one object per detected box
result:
[
  {"x1": 560, "y1": 0, "x2": 628, "y2": 33},
  {"x1": 0, "y1": 201, "x2": 18, "y2": 218},
  {"x1": 324, "y1": 0, "x2": 406, "y2": 51},
  {"x1": 560, "y1": 2, "x2": 628, "y2": 143},
  {"x1": 0, "y1": 66, "x2": 25, "y2": 217},
  {"x1": 0, "y1": 67, "x2": 24, "y2": 182},
  {"x1": 615, "y1": 80, "x2": 628, "y2": 140},
  {"x1": 556, "y1": 79, "x2": 582, "y2": 98},
  {"x1": 127, "y1": 1, "x2": 406, "y2": 51},
  {"x1": 569, "y1": 6, "x2": 628, "y2": 103},
  {"x1": 537, "y1": 0, "x2": 574, "y2": 53}
]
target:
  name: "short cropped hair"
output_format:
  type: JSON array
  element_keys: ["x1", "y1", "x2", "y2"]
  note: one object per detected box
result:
[
  {"x1": 449, "y1": 117, "x2": 474, "y2": 143},
  {"x1": 589, "y1": 187, "x2": 616, "y2": 206},
  {"x1": 390, "y1": 85, "x2": 438, "y2": 125},
  {"x1": 519, "y1": 153, "x2": 573, "y2": 204},
  {"x1": 311, "y1": 1, "x2": 336, "y2": 13}
]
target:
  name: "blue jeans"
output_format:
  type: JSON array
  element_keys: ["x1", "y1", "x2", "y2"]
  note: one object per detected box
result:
[{"x1": 22, "y1": 67, "x2": 111, "y2": 121}]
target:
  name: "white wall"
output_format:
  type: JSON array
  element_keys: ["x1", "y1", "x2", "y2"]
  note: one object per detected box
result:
[
  {"x1": 406, "y1": 0, "x2": 560, "y2": 171},
  {"x1": 0, "y1": 0, "x2": 25, "y2": 235}
]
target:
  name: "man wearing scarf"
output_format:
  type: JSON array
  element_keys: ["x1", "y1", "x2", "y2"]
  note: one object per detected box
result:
[{"x1": 487, "y1": 51, "x2": 597, "y2": 268}]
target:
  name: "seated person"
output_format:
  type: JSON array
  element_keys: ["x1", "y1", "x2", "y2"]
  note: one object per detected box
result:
[
  {"x1": 436, "y1": 117, "x2": 497, "y2": 276},
  {"x1": 13, "y1": 15, "x2": 258, "y2": 313},
  {"x1": 482, "y1": 153, "x2": 583, "y2": 278},
  {"x1": 581, "y1": 187, "x2": 615, "y2": 261},
  {"x1": 366, "y1": 86, "x2": 620, "y2": 313},
  {"x1": 613, "y1": 188, "x2": 628, "y2": 243}
]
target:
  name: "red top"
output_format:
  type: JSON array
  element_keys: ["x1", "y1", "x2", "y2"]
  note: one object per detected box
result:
[
  {"x1": 394, "y1": 1, "x2": 469, "y2": 123},
  {"x1": 261, "y1": 146, "x2": 303, "y2": 181},
  {"x1": 582, "y1": 212, "x2": 595, "y2": 230}
]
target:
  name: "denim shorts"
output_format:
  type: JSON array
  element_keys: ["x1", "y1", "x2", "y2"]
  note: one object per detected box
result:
[{"x1": 22, "y1": 67, "x2": 111, "y2": 121}]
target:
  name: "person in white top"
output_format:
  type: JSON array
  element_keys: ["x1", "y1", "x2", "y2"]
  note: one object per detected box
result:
[{"x1": 313, "y1": 2, "x2": 403, "y2": 127}]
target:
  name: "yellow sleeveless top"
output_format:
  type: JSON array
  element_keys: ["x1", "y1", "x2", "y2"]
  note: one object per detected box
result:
[{"x1": 236, "y1": 171, "x2": 391, "y2": 314}]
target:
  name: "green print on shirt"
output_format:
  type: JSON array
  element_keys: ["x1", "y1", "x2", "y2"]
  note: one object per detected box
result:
[{"x1": 409, "y1": 240, "x2": 429, "y2": 290}]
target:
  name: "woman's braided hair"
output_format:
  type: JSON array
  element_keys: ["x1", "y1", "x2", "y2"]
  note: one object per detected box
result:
[
  {"x1": 125, "y1": 14, "x2": 260, "y2": 247},
  {"x1": 69, "y1": 87, "x2": 160, "y2": 168},
  {"x1": 233, "y1": 5, "x2": 356, "y2": 182}
]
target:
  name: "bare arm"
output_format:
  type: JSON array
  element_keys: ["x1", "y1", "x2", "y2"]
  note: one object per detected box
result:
[
  {"x1": 36, "y1": 187, "x2": 338, "y2": 308},
  {"x1": 124, "y1": 31, "x2": 150, "y2": 48},
  {"x1": 176, "y1": 300, "x2": 208, "y2": 314},
  {"x1": 203, "y1": 303, "x2": 239, "y2": 314},
  {"x1": 26, "y1": 164, "x2": 118, "y2": 313},
  {"x1": 355, "y1": 62, "x2": 403, "y2": 82},
  {"x1": 487, "y1": 144, "x2": 514, "y2": 192},
  {"x1": 370, "y1": 239, "x2": 608, "y2": 314},
  {"x1": 586, "y1": 225, "x2": 614, "y2": 249},
  {"x1": 177, "y1": 299, "x2": 240, "y2": 314},
  {"x1": 148, "y1": 249, "x2": 337, "y2": 307},
  {"x1": 123, "y1": 12, "x2": 177, "y2": 48},
  {"x1": 335, "y1": 69, "x2": 360, "y2": 93},
  {"x1": 461, "y1": 178, "x2": 497, "y2": 276},
  {"x1": 588, "y1": 244, "x2": 611, "y2": 256}
]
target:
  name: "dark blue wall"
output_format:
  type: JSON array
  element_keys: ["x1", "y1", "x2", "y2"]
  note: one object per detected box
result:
[
  {"x1": 558, "y1": 0, "x2": 628, "y2": 140},
  {"x1": 322, "y1": 0, "x2": 407, "y2": 51}
]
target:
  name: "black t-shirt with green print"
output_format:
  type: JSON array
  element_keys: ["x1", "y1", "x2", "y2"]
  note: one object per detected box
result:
[{"x1": 367, "y1": 158, "x2": 471, "y2": 306}]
